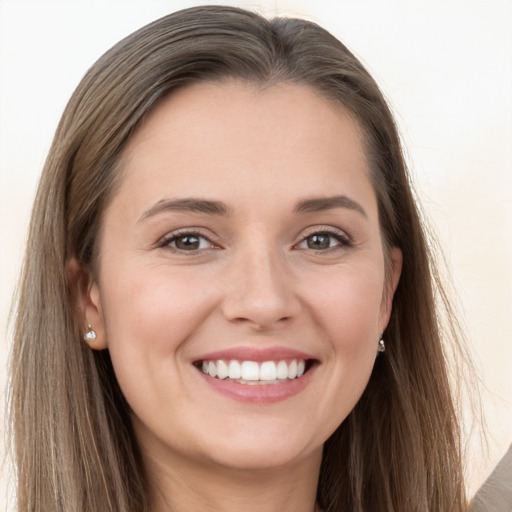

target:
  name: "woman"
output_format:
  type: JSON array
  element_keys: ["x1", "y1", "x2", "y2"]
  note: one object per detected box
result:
[{"x1": 9, "y1": 5, "x2": 469, "y2": 511}]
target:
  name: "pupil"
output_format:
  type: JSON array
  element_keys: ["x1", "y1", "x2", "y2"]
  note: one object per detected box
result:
[
  {"x1": 176, "y1": 235, "x2": 199, "y2": 250},
  {"x1": 308, "y1": 234, "x2": 330, "y2": 249}
]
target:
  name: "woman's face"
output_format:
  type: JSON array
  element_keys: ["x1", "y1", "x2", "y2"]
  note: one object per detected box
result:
[{"x1": 83, "y1": 81, "x2": 401, "y2": 474}]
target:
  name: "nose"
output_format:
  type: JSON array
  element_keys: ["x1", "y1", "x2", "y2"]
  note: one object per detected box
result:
[{"x1": 221, "y1": 244, "x2": 301, "y2": 330}]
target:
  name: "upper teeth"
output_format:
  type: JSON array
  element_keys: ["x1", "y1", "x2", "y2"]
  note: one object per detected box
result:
[{"x1": 201, "y1": 359, "x2": 306, "y2": 381}]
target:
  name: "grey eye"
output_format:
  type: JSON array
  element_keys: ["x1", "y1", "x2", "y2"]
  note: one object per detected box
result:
[{"x1": 306, "y1": 234, "x2": 332, "y2": 249}]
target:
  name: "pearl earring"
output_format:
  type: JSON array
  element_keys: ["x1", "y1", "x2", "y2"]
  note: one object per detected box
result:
[
  {"x1": 377, "y1": 333, "x2": 385, "y2": 353},
  {"x1": 83, "y1": 325, "x2": 97, "y2": 343}
]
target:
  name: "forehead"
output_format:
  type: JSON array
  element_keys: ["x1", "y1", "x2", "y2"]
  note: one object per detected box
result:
[
  {"x1": 113, "y1": 81, "x2": 375, "y2": 217},
  {"x1": 126, "y1": 80, "x2": 366, "y2": 155}
]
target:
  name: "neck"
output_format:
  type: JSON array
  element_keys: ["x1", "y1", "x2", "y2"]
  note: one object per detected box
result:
[{"x1": 145, "y1": 446, "x2": 322, "y2": 512}]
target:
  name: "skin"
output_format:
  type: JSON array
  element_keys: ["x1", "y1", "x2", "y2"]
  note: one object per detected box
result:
[{"x1": 76, "y1": 81, "x2": 402, "y2": 512}]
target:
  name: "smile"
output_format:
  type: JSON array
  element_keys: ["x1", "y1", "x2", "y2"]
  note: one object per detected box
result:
[
  {"x1": 193, "y1": 348, "x2": 317, "y2": 402},
  {"x1": 199, "y1": 359, "x2": 307, "y2": 384}
]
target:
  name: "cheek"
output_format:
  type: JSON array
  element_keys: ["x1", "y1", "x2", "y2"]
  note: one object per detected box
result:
[
  {"x1": 99, "y1": 265, "x2": 219, "y2": 361},
  {"x1": 304, "y1": 263, "x2": 384, "y2": 346}
]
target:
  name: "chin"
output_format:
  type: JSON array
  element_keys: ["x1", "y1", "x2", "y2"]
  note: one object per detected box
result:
[
  {"x1": 193, "y1": 422, "x2": 325, "y2": 472},
  {"x1": 204, "y1": 441, "x2": 320, "y2": 473}
]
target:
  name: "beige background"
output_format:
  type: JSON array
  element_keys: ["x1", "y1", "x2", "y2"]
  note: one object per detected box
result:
[{"x1": 1, "y1": 0, "x2": 511, "y2": 508}]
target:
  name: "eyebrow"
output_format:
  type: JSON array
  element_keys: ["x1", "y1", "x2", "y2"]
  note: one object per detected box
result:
[
  {"x1": 294, "y1": 195, "x2": 367, "y2": 218},
  {"x1": 138, "y1": 198, "x2": 231, "y2": 222},
  {"x1": 138, "y1": 194, "x2": 367, "y2": 222}
]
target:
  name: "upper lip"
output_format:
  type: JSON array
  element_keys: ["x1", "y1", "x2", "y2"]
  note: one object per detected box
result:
[{"x1": 192, "y1": 347, "x2": 317, "y2": 363}]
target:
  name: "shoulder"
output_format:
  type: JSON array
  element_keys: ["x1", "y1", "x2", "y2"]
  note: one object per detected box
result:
[{"x1": 470, "y1": 445, "x2": 512, "y2": 512}]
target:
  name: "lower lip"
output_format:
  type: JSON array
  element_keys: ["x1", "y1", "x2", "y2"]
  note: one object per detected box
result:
[{"x1": 196, "y1": 366, "x2": 316, "y2": 404}]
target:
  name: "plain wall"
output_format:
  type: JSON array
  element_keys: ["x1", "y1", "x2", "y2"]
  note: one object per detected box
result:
[{"x1": 1, "y1": 1, "x2": 511, "y2": 509}]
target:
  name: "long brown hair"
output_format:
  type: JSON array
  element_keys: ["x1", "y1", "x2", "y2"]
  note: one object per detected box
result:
[{"x1": 9, "y1": 5, "x2": 468, "y2": 511}]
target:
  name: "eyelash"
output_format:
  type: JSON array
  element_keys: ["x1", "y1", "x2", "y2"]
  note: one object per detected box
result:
[{"x1": 157, "y1": 227, "x2": 352, "y2": 254}]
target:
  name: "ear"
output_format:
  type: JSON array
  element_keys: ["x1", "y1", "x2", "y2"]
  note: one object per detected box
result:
[
  {"x1": 66, "y1": 257, "x2": 108, "y2": 350},
  {"x1": 379, "y1": 246, "x2": 402, "y2": 332}
]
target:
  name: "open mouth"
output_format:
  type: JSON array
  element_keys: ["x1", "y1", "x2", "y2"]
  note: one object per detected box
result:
[{"x1": 194, "y1": 359, "x2": 316, "y2": 385}]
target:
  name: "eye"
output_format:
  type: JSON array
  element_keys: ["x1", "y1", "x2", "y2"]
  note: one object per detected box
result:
[
  {"x1": 296, "y1": 230, "x2": 350, "y2": 251},
  {"x1": 160, "y1": 231, "x2": 214, "y2": 252}
]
